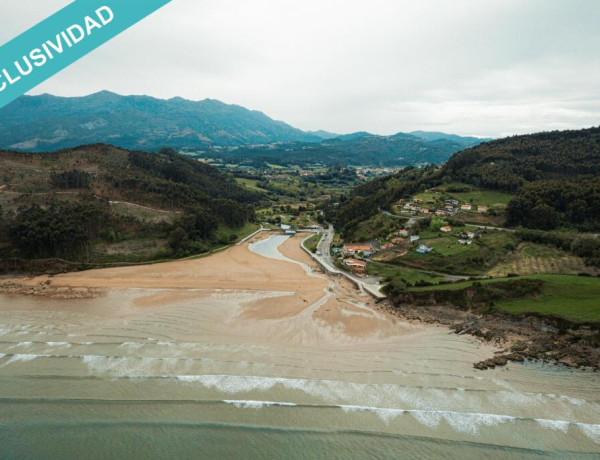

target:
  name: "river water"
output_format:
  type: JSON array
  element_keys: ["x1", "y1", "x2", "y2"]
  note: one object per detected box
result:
[{"x1": 0, "y1": 236, "x2": 599, "y2": 458}]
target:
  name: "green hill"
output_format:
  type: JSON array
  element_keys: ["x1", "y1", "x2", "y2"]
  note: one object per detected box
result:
[
  {"x1": 330, "y1": 126, "x2": 600, "y2": 235},
  {"x1": 442, "y1": 126, "x2": 600, "y2": 230},
  {"x1": 442, "y1": 126, "x2": 600, "y2": 192},
  {"x1": 0, "y1": 144, "x2": 260, "y2": 270}
]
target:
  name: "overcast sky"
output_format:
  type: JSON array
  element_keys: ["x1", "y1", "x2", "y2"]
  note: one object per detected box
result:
[{"x1": 1, "y1": 0, "x2": 599, "y2": 137}]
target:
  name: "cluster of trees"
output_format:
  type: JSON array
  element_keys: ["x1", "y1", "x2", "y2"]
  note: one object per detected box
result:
[
  {"x1": 116, "y1": 149, "x2": 257, "y2": 230},
  {"x1": 6, "y1": 197, "x2": 110, "y2": 260},
  {"x1": 507, "y1": 178, "x2": 600, "y2": 231},
  {"x1": 167, "y1": 207, "x2": 219, "y2": 255},
  {"x1": 515, "y1": 228, "x2": 600, "y2": 267},
  {"x1": 50, "y1": 170, "x2": 93, "y2": 189},
  {"x1": 572, "y1": 235, "x2": 600, "y2": 267},
  {"x1": 128, "y1": 149, "x2": 258, "y2": 204}
]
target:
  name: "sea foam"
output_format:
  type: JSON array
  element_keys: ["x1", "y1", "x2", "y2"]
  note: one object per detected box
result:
[
  {"x1": 576, "y1": 423, "x2": 600, "y2": 443},
  {"x1": 1, "y1": 354, "x2": 40, "y2": 366},
  {"x1": 223, "y1": 400, "x2": 297, "y2": 409}
]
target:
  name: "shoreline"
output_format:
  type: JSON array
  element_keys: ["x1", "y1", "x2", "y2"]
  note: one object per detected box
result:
[
  {"x1": 3, "y1": 234, "x2": 593, "y2": 371},
  {"x1": 381, "y1": 301, "x2": 599, "y2": 372}
]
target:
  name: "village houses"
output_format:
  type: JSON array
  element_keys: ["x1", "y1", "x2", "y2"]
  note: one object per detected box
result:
[
  {"x1": 343, "y1": 258, "x2": 367, "y2": 273},
  {"x1": 342, "y1": 243, "x2": 375, "y2": 257}
]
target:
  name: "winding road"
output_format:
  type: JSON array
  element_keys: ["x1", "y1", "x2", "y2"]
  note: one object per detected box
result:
[{"x1": 308, "y1": 225, "x2": 386, "y2": 299}]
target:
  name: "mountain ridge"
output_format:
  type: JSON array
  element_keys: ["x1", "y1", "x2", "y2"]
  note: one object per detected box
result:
[
  {"x1": 0, "y1": 92, "x2": 490, "y2": 164},
  {"x1": 0, "y1": 91, "x2": 322, "y2": 151}
]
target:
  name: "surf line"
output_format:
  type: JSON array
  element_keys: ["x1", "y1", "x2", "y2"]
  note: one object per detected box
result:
[{"x1": 0, "y1": 6, "x2": 114, "y2": 92}]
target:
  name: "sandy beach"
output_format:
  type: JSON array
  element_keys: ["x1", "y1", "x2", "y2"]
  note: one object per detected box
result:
[
  {"x1": 0, "y1": 233, "x2": 424, "y2": 344},
  {"x1": 2, "y1": 234, "x2": 599, "y2": 457}
]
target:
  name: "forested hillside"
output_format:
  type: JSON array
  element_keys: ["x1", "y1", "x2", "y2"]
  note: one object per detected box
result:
[
  {"x1": 0, "y1": 145, "x2": 260, "y2": 269},
  {"x1": 442, "y1": 126, "x2": 600, "y2": 230},
  {"x1": 443, "y1": 126, "x2": 600, "y2": 192},
  {"x1": 329, "y1": 126, "x2": 600, "y2": 234}
]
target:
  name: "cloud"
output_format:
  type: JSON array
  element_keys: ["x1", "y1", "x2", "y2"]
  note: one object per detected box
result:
[{"x1": 1, "y1": 0, "x2": 599, "y2": 137}]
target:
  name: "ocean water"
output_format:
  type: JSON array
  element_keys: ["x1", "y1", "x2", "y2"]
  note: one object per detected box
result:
[{"x1": 0, "y1": 236, "x2": 599, "y2": 458}]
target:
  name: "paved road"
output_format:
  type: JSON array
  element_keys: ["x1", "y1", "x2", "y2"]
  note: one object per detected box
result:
[{"x1": 309, "y1": 226, "x2": 386, "y2": 299}]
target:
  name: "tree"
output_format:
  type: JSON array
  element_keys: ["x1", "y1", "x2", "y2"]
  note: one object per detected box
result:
[
  {"x1": 430, "y1": 217, "x2": 444, "y2": 232},
  {"x1": 168, "y1": 227, "x2": 189, "y2": 252},
  {"x1": 572, "y1": 235, "x2": 600, "y2": 258},
  {"x1": 529, "y1": 204, "x2": 559, "y2": 230}
]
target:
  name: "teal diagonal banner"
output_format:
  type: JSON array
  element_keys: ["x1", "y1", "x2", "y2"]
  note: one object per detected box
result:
[{"x1": 0, "y1": 0, "x2": 171, "y2": 109}]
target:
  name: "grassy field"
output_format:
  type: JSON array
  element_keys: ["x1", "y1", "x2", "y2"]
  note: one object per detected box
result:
[
  {"x1": 488, "y1": 242, "x2": 593, "y2": 277},
  {"x1": 412, "y1": 192, "x2": 442, "y2": 202},
  {"x1": 449, "y1": 189, "x2": 514, "y2": 207},
  {"x1": 235, "y1": 178, "x2": 268, "y2": 193},
  {"x1": 397, "y1": 229, "x2": 518, "y2": 275},
  {"x1": 455, "y1": 211, "x2": 507, "y2": 227},
  {"x1": 303, "y1": 234, "x2": 322, "y2": 253},
  {"x1": 367, "y1": 262, "x2": 444, "y2": 284},
  {"x1": 495, "y1": 275, "x2": 600, "y2": 322},
  {"x1": 408, "y1": 274, "x2": 600, "y2": 323},
  {"x1": 424, "y1": 236, "x2": 474, "y2": 257}
]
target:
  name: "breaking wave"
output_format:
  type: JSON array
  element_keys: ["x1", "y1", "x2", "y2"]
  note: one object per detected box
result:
[
  {"x1": 1, "y1": 353, "x2": 39, "y2": 366},
  {"x1": 223, "y1": 400, "x2": 297, "y2": 409},
  {"x1": 221, "y1": 399, "x2": 600, "y2": 442}
]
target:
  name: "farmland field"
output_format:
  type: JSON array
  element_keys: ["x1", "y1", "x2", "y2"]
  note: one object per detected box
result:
[{"x1": 408, "y1": 274, "x2": 600, "y2": 323}]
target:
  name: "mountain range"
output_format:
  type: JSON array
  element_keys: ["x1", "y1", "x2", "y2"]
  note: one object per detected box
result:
[
  {"x1": 0, "y1": 91, "x2": 321, "y2": 151},
  {"x1": 212, "y1": 131, "x2": 490, "y2": 167},
  {"x1": 0, "y1": 91, "x2": 490, "y2": 165}
]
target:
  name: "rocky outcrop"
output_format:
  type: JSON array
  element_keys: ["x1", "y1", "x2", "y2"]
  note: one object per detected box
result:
[{"x1": 383, "y1": 302, "x2": 600, "y2": 372}]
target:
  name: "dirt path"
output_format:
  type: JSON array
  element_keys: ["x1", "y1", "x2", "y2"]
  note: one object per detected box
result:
[{"x1": 109, "y1": 201, "x2": 181, "y2": 214}]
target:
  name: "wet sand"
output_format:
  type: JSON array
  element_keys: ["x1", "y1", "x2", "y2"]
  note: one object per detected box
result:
[
  {"x1": 1, "y1": 234, "x2": 599, "y2": 457},
  {"x1": 2, "y1": 233, "x2": 418, "y2": 345}
]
